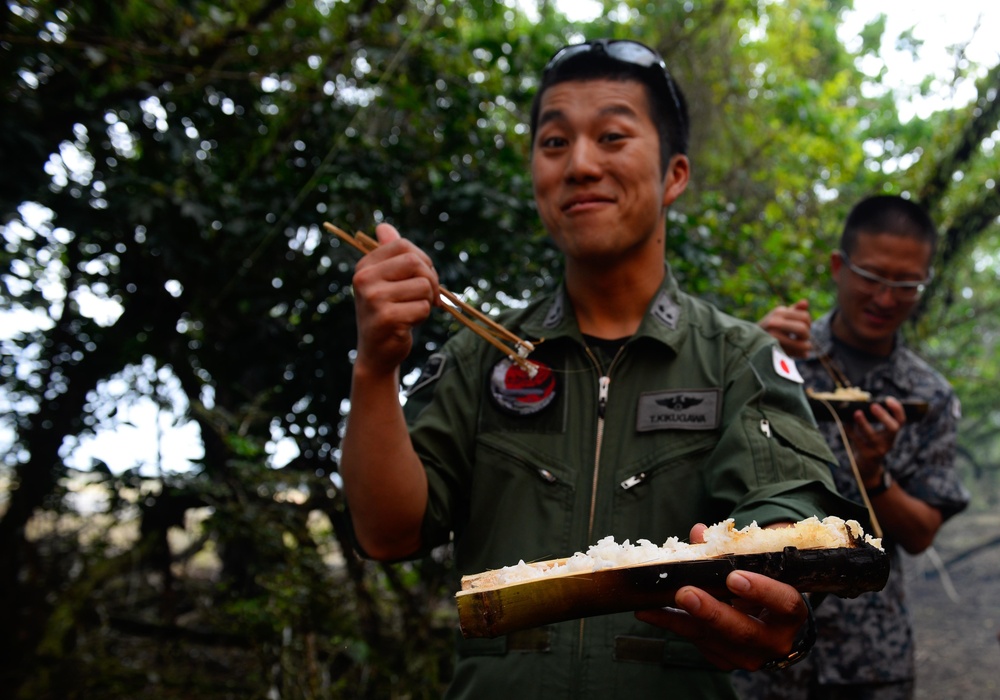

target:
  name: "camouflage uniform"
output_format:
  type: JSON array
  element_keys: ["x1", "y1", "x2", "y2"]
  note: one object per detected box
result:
[{"x1": 733, "y1": 311, "x2": 970, "y2": 700}]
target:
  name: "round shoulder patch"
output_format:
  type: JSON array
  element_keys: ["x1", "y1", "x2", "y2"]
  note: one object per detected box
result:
[{"x1": 489, "y1": 358, "x2": 557, "y2": 416}]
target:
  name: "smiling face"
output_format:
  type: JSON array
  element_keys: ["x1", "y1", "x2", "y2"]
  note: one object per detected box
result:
[
  {"x1": 530, "y1": 78, "x2": 688, "y2": 270},
  {"x1": 830, "y1": 232, "x2": 934, "y2": 356}
]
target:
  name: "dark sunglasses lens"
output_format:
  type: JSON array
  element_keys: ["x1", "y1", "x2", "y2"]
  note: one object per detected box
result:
[
  {"x1": 546, "y1": 41, "x2": 660, "y2": 72},
  {"x1": 606, "y1": 42, "x2": 661, "y2": 68},
  {"x1": 544, "y1": 44, "x2": 589, "y2": 71}
]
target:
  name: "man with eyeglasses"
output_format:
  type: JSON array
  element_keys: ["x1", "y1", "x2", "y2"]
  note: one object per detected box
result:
[
  {"x1": 339, "y1": 38, "x2": 868, "y2": 699},
  {"x1": 746, "y1": 195, "x2": 970, "y2": 700}
]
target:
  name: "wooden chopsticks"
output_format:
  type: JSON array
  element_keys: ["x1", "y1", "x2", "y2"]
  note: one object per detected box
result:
[
  {"x1": 818, "y1": 399, "x2": 884, "y2": 540},
  {"x1": 324, "y1": 222, "x2": 539, "y2": 377},
  {"x1": 817, "y1": 353, "x2": 851, "y2": 389},
  {"x1": 810, "y1": 353, "x2": 881, "y2": 537}
]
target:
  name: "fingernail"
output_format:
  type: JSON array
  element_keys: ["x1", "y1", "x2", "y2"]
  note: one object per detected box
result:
[
  {"x1": 677, "y1": 589, "x2": 701, "y2": 612},
  {"x1": 729, "y1": 572, "x2": 751, "y2": 593}
]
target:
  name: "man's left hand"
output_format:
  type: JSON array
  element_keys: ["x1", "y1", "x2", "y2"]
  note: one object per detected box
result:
[
  {"x1": 635, "y1": 569, "x2": 809, "y2": 670},
  {"x1": 849, "y1": 396, "x2": 906, "y2": 485}
]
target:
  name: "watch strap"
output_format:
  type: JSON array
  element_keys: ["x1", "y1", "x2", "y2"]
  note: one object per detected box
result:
[
  {"x1": 760, "y1": 593, "x2": 816, "y2": 671},
  {"x1": 865, "y1": 469, "x2": 892, "y2": 497}
]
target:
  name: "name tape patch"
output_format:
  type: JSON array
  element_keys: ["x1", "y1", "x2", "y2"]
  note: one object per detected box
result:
[{"x1": 636, "y1": 388, "x2": 721, "y2": 432}]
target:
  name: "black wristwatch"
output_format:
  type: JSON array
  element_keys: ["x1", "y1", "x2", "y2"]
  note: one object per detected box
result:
[
  {"x1": 761, "y1": 593, "x2": 816, "y2": 671},
  {"x1": 865, "y1": 469, "x2": 892, "y2": 498}
]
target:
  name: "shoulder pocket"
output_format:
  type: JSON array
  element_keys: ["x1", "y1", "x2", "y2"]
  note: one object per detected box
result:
[
  {"x1": 764, "y1": 410, "x2": 836, "y2": 464},
  {"x1": 752, "y1": 410, "x2": 836, "y2": 484}
]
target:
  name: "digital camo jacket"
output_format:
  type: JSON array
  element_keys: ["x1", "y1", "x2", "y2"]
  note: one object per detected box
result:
[{"x1": 751, "y1": 311, "x2": 970, "y2": 690}]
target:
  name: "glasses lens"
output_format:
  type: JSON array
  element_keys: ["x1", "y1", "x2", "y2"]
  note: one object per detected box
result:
[
  {"x1": 545, "y1": 40, "x2": 663, "y2": 74},
  {"x1": 605, "y1": 41, "x2": 662, "y2": 68},
  {"x1": 841, "y1": 252, "x2": 927, "y2": 300},
  {"x1": 544, "y1": 44, "x2": 590, "y2": 71}
]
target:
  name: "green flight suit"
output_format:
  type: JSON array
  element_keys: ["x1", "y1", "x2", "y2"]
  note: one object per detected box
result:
[{"x1": 401, "y1": 269, "x2": 865, "y2": 699}]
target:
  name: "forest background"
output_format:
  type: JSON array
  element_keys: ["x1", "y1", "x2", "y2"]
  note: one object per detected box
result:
[{"x1": 1, "y1": 0, "x2": 998, "y2": 698}]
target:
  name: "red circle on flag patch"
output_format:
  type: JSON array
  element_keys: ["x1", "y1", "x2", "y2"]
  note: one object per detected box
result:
[{"x1": 489, "y1": 358, "x2": 557, "y2": 416}]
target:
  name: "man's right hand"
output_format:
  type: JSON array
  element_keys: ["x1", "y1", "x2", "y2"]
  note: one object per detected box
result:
[
  {"x1": 341, "y1": 222, "x2": 435, "y2": 562},
  {"x1": 351, "y1": 222, "x2": 440, "y2": 375},
  {"x1": 759, "y1": 299, "x2": 812, "y2": 359}
]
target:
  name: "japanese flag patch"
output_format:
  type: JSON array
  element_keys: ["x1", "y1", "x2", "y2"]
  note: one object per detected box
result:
[{"x1": 772, "y1": 347, "x2": 804, "y2": 384}]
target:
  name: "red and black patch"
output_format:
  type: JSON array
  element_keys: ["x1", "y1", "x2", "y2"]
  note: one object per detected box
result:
[{"x1": 489, "y1": 358, "x2": 557, "y2": 416}]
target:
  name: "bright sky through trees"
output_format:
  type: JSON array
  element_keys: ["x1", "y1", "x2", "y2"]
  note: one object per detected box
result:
[{"x1": 552, "y1": 0, "x2": 999, "y2": 121}]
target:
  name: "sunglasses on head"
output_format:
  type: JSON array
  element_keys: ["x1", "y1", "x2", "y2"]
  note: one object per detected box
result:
[{"x1": 543, "y1": 39, "x2": 686, "y2": 142}]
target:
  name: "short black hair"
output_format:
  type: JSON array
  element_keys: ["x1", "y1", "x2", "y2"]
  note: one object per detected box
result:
[
  {"x1": 840, "y1": 195, "x2": 938, "y2": 258},
  {"x1": 529, "y1": 39, "x2": 689, "y2": 174}
]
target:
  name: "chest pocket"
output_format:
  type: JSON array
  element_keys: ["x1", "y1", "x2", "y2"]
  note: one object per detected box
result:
[
  {"x1": 461, "y1": 433, "x2": 576, "y2": 574},
  {"x1": 610, "y1": 430, "x2": 720, "y2": 542}
]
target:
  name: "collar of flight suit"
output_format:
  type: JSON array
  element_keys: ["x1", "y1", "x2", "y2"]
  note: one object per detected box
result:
[{"x1": 517, "y1": 264, "x2": 691, "y2": 355}]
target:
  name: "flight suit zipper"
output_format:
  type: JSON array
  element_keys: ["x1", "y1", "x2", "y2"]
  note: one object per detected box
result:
[
  {"x1": 583, "y1": 344, "x2": 625, "y2": 541},
  {"x1": 589, "y1": 374, "x2": 611, "y2": 539},
  {"x1": 579, "y1": 343, "x2": 625, "y2": 658}
]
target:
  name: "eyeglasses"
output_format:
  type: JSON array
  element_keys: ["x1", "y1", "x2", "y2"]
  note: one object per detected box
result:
[
  {"x1": 543, "y1": 39, "x2": 687, "y2": 151},
  {"x1": 839, "y1": 250, "x2": 933, "y2": 301}
]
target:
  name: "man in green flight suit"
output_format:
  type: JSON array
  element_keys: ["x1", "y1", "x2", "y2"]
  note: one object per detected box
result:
[{"x1": 338, "y1": 38, "x2": 867, "y2": 699}]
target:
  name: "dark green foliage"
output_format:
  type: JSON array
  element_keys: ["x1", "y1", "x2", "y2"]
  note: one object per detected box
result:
[{"x1": 1, "y1": 1, "x2": 998, "y2": 697}]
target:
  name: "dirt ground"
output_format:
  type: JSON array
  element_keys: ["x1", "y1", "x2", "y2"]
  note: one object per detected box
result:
[{"x1": 905, "y1": 510, "x2": 1000, "y2": 700}]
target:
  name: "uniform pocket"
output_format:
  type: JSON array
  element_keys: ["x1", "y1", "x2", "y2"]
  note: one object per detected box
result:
[
  {"x1": 754, "y1": 410, "x2": 837, "y2": 482},
  {"x1": 460, "y1": 434, "x2": 576, "y2": 572},
  {"x1": 611, "y1": 430, "x2": 719, "y2": 542}
]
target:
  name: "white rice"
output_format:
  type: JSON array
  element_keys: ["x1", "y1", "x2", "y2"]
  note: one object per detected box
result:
[{"x1": 470, "y1": 516, "x2": 882, "y2": 590}]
